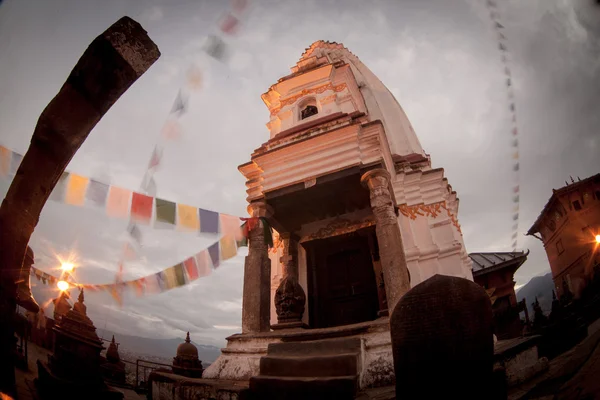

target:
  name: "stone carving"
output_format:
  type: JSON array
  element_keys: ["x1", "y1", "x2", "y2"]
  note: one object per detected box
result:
[
  {"x1": 390, "y1": 274, "x2": 494, "y2": 399},
  {"x1": 303, "y1": 217, "x2": 375, "y2": 242},
  {"x1": 397, "y1": 201, "x2": 462, "y2": 234},
  {"x1": 269, "y1": 83, "x2": 347, "y2": 115},
  {"x1": 273, "y1": 234, "x2": 306, "y2": 328}
]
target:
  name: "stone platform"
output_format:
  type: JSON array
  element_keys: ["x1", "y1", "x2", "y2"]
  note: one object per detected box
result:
[
  {"x1": 203, "y1": 317, "x2": 395, "y2": 390},
  {"x1": 149, "y1": 372, "x2": 249, "y2": 400}
]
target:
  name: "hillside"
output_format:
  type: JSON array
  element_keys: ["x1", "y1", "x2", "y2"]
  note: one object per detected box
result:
[{"x1": 517, "y1": 272, "x2": 554, "y2": 315}]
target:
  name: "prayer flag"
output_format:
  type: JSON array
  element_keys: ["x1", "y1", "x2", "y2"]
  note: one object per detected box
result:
[
  {"x1": 65, "y1": 174, "x2": 89, "y2": 206},
  {"x1": 512, "y1": 223, "x2": 518, "y2": 231},
  {"x1": 220, "y1": 214, "x2": 242, "y2": 240},
  {"x1": 170, "y1": 90, "x2": 188, "y2": 117},
  {"x1": 131, "y1": 192, "x2": 153, "y2": 224},
  {"x1": 134, "y1": 278, "x2": 146, "y2": 297},
  {"x1": 232, "y1": 0, "x2": 248, "y2": 13},
  {"x1": 0, "y1": 146, "x2": 10, "y2": 176},
  {"x1": 487, "y1": 0, "x2": 496, "y2": 7},
  {"x1": 498, "y1": 42, "x2": 507, "y2": 52},
  {"x1": 496, "y1": 21, "x2": 504, "y2": 29},
  {"x1": 199, "y1": 208, "x2": 219, "y2": 233},
  {"x1": 9, "y1": 152, "x2": 22, "y2": 176},
  {"x1": 156, "y1": 198, "x2": 176, "y2": 227},
  {"x1": 506, "y1": 78, "x2": 511, "y2": 87},
  {"x1": 156, "y1": 271, "x2": 167, "y2": 291},
  {"x1": 205, "y1": 35, "x2": 228, "y2": 62},
  {"x1": 50, "y1": 172, "x2": 70, "y2": 202},
  {"x1": 513, "y1": 163, "x2": 520, "y2": 172},
  {"x1": 513, "y1": 213, "x2": 519, "y2": 221},
  {"x1": 110, "y1": 286, "x2": 123, "y2": 306},
  {"x1": 208, "y1": 241, "x2": 220, "y2": 269},
  {"x1": 512, "y1": 232, "x2": 518, "y2": 239},
  {"x1": 513, "y1": 195, "x2": 519, "y2": 203},
  {"x1": 86, "y1": 179, "x2": 109, "y2": 207},
  {"x1": 513, "y1": 205, "x2": 519, "y2": 213},
  {"x1": 498, "y1": 31, "x2": 506, "y2": 41},
  {"x1": 161, "y1": 119, "x2": 181, "y2": 141},
  {"x1": 148, "y1": 146, "x2": 162, "y2": 169},
  {"x1": 512, "y1": 138, "x2": 518, "y2": 148},
  {"x1": 106, "y1": 186, "x2": 132, "y2": 218},
  {"x1": 183, "y1": 257, "x2": 199, "y2": 281},
  {"x1": 177, "y1": 204, "x2": 200, "y2": 231},
  {"x1": 512, "y1": 127, "x2": 518, "y2": 136},
  {"x1": 220, "y1": 235, "x2": 237, "y2": 261},
  {"x1": 510, "y1": 103, "x2": 515, "y2": 112},
  {"x1": 174, "y1": 263, "x2": 186, "y2": 286},
  {"x1": 195, "y1": 250, "x2": 212, "y2": 277},
  {"x1": 220, "y1": 13, "x2": 240, "y2": 35},
  {"x1": 128, "y1": 223, "x2": 143, "y2": 243},
  {"x1": 164, "y1": 267, "x2": 178, "y2": 289},
  {"x1": 186, "y1": 66, "x2": 203, "y2": 91},
  {"x1": 145, "y1": 275, "x2": 160, "y2": 294},
  {"x1": 512, "y1": 151, "x2": 519, "y2": 159},
  {"x1": 513, "y1": 185, "x2": 519, "y2": 193}
]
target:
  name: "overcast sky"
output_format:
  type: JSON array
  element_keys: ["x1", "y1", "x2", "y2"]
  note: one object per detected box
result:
[{"x1": 0, "y1": 0, "x2": 599, "y2": 347}]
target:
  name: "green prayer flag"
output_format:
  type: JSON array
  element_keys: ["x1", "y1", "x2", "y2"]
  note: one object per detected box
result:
[
  {"x1": 155, "y1": 198, "x2": 176, "y2": 225},
  {"x1": 174, "y1": 263, "x2": 186, "y2": 286}
]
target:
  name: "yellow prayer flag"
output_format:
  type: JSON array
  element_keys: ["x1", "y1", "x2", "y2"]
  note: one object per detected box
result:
[
  {"x1": 0, "y1": 146, "x2": 10, "y2": 176},
  {"x1": 106, "y1": 187, "x2": 132, "y2": 218},
  {"x1": 177, "y1": 204, "x2": 200, "y2": 231},
  {"x1": 65, "y1": 174, "x2": 89, "y2": 206},
  {"x1": 220, "y1": 235, "x2": 238, "y2": 261},
  {"x1": 164, "y1": 267, "x2": 178, "y2": 289},
  {"x1": 512, "y1": 151, "x2": 519, "y2": 159}
]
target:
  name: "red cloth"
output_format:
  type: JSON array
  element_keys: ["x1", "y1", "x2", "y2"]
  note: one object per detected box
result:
[{"x1": 131, "y1": 192, "x2": 153, "y2": 224}]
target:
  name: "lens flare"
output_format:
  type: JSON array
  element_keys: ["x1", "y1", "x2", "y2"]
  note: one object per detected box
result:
[
  {"x1": 57, "y1": 280, "x2": 69, "y2": 291},
  {"x1": 61, "y1": 262, "x2": 74, "y2": 272},
  {"x1": 596, "y1": 235, "x2": 600, "y2": 244}
]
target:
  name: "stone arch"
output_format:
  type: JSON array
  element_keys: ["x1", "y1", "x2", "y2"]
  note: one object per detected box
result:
[{"x1": 298, "y1": 97, "x2": 319, "y2": 121}]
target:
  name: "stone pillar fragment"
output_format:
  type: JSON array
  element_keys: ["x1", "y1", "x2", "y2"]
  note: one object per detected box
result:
[
  {"x1": 273, "y1": 233, "x2": 306, "y2": 329},
  {"x1": 361, "y1": 169, "x2": 410, "y2": 313},
  {"x1": 241, "y1": 201, "x2": 272, "y2": 333}
]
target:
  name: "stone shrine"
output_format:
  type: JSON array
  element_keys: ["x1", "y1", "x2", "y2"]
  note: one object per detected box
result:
[
  {"x1": 36, "y1": 289, "x2": 124, "y2": 400},
  {"x1": 172, "y1": 332, "x2": 203, "y2": 378},
  {"x1": 203, "y1": 41, "x2": 473, "y2": 396},
  {"x1": 101, "y1": 335, "x2": 127, "y2": 386}
]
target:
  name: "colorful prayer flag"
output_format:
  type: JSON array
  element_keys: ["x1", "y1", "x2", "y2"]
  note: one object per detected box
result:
[
  {"x1": 220, "y1": 13, "x2": 240, "y2": 35},
  {"x1": 106, "y1": 186, "x2": 132, "y2": 218},
  {"x1": 513, "y1": 213, "x2": 519, "y2": 221},
  {"x1": 86, "y1": 179, "x2": 109, "y2": 207},
  {"x1": 513, "y1": 163, "x2": 520, "y2": 172},
  {"x1": 65, "y1": 174, "x2": 89, "y2": 206},
  {"x1": 0, "y1": 146, "x2": 11, "y2": 176},
  {"x1": 186, "y1": 66, "x2": 203, "y2": 91},
  {"x1": 156, "y1": 271, "x2": 167, "y2": 291},
  {"x1": 513, "y1": 185, "x2": 519, "y2": 193},
  {"x1": 131, "y1": 192, "x2": 153, "y2": 225},
  {"x1": 155, "y1": 198, "x2": 176, "y2": 227},
  {"x1": 161, "y1": 119, "x2": 181, "y2": 141},
  {"x1": 199, "y1": 208, "x2": 219, "y2": 233},
  {"x1": 499, "y1": 42, "x2": 507, "y2": 52},
  {"x1": 220, "y1": 235, "x2": 237, "y2": 261},
  {"x1": 496, "y1": 21, "x2": 504, "y2": 29},
  {"x1": 512, "y1": 127, "x2": 518, "y2": 136},
  {"x1": 128, "y1": 223, "x2": 143, "y2": 243},
  {"x1": 205, "y1": 35, "x2": 228, "y2": 62},
  {"x1": 512, "y1": 151, "x2": 519, "y2": 159},
  {"x1": 170, "y1": 90, "x2": 188, "y2": 117},
  {"x1": 195, "y1": 250, "x2": 212, "y2": 277},
  {"x1": 513, "y1": 195, "x2": 519, "y2": 203},
  {"x1": 174, "y1": 263, "x2": 186, "y2": 286},
  {"x1": 220, "y1": 214, "x2": 242, "y2": 240},
  {"x1": 183, "y1": 257, "x2": 199, "y2": 281},
  {"x1": 232, "y1": 0, "x2": 248, "y2": 13},
  {"x1": 208, "y1": 242, "x2": 220, "y2": 269},
  {"x1": 164, "y1": 267, "x2": 178, "y2": 289},
  {"x1": 512, "y1": 138, "x2": 518, "y2": 148},
  {"x1": 148, "y1": 146, "x2": 162, "y2": 169},
  {"x1": 177, "y1": 204, "x2": 200, "y2": 231}
]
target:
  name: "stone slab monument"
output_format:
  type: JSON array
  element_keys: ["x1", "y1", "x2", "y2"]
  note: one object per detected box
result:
[
  {"x1": 0, "y1": 16, "x2": 160, "y2": 397},
  {"x1": 390, "y1": 274, "x2": 494, "y2": 399}
]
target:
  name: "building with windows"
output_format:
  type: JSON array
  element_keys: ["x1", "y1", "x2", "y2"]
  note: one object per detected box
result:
[{"x1": 527, "y1": 173, "x2": 600, "y2": 299}]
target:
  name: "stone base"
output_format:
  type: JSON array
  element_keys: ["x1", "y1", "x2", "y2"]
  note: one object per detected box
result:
[
  {"x1": 203, "y1": 318, "x2": 396, "y2": 390},
  {"x1": 149, "y1": 371, "x2": 249, "y2": 400},
  {"x1": 494, "y1": 335, "x2": 549, "y2": 387},
  {"x1": 271, "y1": 321, "x2": 308, "y2": 330}
]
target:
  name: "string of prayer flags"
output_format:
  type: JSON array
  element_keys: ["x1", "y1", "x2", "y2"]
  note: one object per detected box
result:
[
  {"x1": 65, "y1": 173, "x2": 89, "y2": 206},
  {"x1": 486, "y1": 0, "x2": 521, "y2": 251}
]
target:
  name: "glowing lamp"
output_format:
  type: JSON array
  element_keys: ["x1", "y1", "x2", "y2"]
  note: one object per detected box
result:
[{"x1": 57, "y1": 280, "x2": 69, "y2": 291}]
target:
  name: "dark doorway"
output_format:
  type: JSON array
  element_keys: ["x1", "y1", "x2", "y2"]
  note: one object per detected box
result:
[{"x1": 304, "y1": 229, "x2": 380, "y2": 328}]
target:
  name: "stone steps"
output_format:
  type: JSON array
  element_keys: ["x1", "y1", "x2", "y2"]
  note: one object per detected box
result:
[
  {"x1": 249, "y1": 337, "x2": 362, "y2": 399},
  {"x1": 249, "y1": 375, "x2": 358, "y2": 400}
]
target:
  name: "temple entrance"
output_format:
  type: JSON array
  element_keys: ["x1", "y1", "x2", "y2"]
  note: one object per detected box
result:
[{"x1": 304, "y1": 229, "x2": 380, "y2": 329}]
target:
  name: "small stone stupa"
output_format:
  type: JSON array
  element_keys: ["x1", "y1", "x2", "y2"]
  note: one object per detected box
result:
[
  {"x1": 36, "y1": 288, "x2": 124, "y2": 400},
  {"x1": 101, "y1": 335, "x2": 126, "y2": 386},
  {"x1": 172, "y1": 332, "x2": 203, "y2": 378}
]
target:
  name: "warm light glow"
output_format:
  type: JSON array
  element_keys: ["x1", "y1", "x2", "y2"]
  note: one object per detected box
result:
[
  {"x1": 61, "y1": 262, "x2": 75, "y2": 272},
  {"x1": 596, "y1": 235, "x2": 600, "y2": 244},
  {"x1": 57, "y1": 280, "x2": 69, "y2": 291}
]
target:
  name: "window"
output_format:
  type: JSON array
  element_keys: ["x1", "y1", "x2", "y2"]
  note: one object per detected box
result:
[
  {"x1": 573, "y1": 200, "x2": 582, "y2": 211},
  {"x1": 301, "y1": 105, "x2": 318, "y2": 120},
  {"x1": 556, "y1": 239, "x2": 565, "y2": 255}
]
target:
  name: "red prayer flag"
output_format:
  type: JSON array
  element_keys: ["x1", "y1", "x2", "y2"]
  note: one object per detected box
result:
[
  {"x1": 184, "y1": 257, "x2": 199, "y2": 281},
  {"x1": 220, "y1": 13, "x2": 239, "y2": 35},
  {"x1": 131, "y1": 192, "x2": 153, "y2": 224}
]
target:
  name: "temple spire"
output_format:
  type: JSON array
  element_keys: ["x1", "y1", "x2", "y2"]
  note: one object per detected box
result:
[{"x1": 185, "y1": 332, "x2": 191, "y2": 343}]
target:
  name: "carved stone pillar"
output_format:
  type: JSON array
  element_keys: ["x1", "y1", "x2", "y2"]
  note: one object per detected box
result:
[
  {"x1": 361, "y1": 169, "x2": 411, "y2": 313},
  {"x1": 241, "y1": 201, "x2": 272, "y2": 333},
  {"x1": 272, "y1": 233, "x2": 306, "y2": 329}
]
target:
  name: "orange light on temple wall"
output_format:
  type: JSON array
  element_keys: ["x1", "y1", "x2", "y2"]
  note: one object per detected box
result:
[{"x1": 57, "y1": 280, "x2": 69, "y2": 292}]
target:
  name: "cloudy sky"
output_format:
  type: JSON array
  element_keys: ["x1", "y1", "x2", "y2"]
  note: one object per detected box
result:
[{"x1": 0, "y1": 0, "x2": 599, "y2": 347}]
